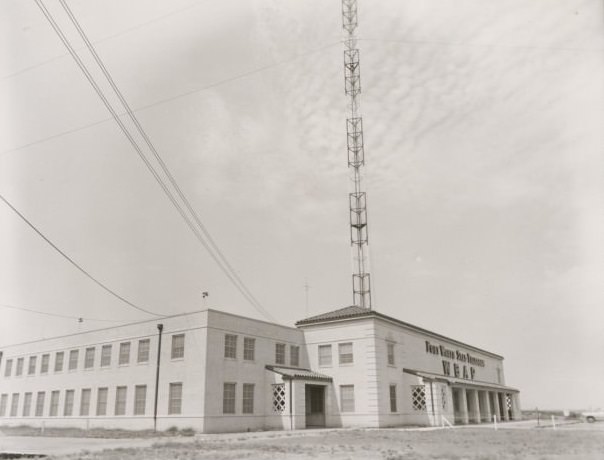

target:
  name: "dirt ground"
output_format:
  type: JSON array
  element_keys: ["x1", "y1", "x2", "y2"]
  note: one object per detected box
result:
[{"x1": 44, "y1": 426, "x2": 604, "y2": 460}]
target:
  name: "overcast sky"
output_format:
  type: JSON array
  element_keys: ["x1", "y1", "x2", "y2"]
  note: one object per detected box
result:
[{"x1": 1, "y1": 0, "x2": 603, "y2": 411}]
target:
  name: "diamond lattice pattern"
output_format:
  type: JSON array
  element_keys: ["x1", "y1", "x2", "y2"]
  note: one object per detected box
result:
[
  {"x1": 411, "y1": 385, "x2": 426, "y2": 411},
  {"x1": 272, "y1": 384, "x2": 286, "y2": 413}
]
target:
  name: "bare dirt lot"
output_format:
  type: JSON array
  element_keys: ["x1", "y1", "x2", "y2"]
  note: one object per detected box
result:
[{"x1": 40, "y1": 425, "x2": 604, "y2": 460}]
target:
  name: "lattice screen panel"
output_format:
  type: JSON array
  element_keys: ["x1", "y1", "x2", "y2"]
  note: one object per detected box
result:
[
  {"x1": 272, "y1": 384, "x2": 286, "y2": 413},
  {"x1": 411, "y1": 385, "x2": 426, "y2": 411}
]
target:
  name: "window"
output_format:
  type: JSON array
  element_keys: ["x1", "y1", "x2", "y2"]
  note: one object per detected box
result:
[
  {"x1": 272, "y1": 384, "x2": 286, "y2": 413},
  {"x1": 4, "y1": 359, "x2": 12, "y2": 377},
  {"x1": 68, "y1": 350, "x2": 79, "y2": 370},
  {"x1": 340, "y1": 385, "x2": 355, "y2": 412},
  {"x1": 318, "y1": 345, "x2": 332, "y2": 366},
  {"x1": 84, "y1": 347, "x2": 95, "y2": 369},
  {"x1": 290, "y1": 346, "x2": 300, "y2": 367},
  {"x1": 0, "y1": 394, "x2": 7, "y2": 416},
  {"x1": 137, "y1": 339, "x2": 150, "y2": 363},
  {"x1": 16, "y1": 357, "x2": 24, "y2": 376},
  {"x1": 41, "y1": 354, "x2": 49, "y2": 374},
  {"x1": 23, "y1": 392, "x2": 32, "y2": 416},
  {"x1": 134, "y1": 385, "x2": 147, "y2": 415},
  {"x1": 35, "y1": 392, "x2": 45, "y2": 417},
  {"x1": 387, "y1": 343, "x2": 395, "y2": 366},
  {"x1": 49, "y1": 390, "x2": 60, "y2": 416},
  {"x1": 389, "y1": 385, "x2": 397, "y2": 412},
  {"x1": 224, "y1": 334, "x2": 237, "y2": 359},
  {"x1": 80, "y1": 389, "x2": 91, "y2": 416},
  {"x1": 243, "y1": 337, "x2": 255, "y2": 361},
  {"x1": 242, "y1": 383, "x2": 254, "y2": 414},
  {"x1": 64, "y1": 390, "x2": 75, "y2": 416},
  {"x1": 10, "y1": 393, "x2": 19, "y2": 416},
  {"x1": 119, "y1": 342, "x2": 131, "y2": 365},
  {"x1": 168, "y1": 383, "x2": 182, "y2": 415},
  {"x1": 223, "y1": 383, "x2": 236, "y2": 414},
  {"x1": 96, "y1": 388, "x2": 108, "y2": 416},
  {"x1": 115, "y1": 386, "x2": 127, "y2": 415},
  {"x1": 338, "y1": 342, "x2": 353, "y2": 365},
  {"x1": 275, "y1": 343, "x2": 286, "y2": 365},
  {"x1": 411, "y1": 385, "x2": 426, "y2": 411},
  {"x1": 28, "y1": 356, "x2": 37, "y2": 375},
  {"x1": 171, "y1": 334, "x2": 185, "y2": 359},
  {"x1": 54, "y1": 352, "x2": 64, "y2": 372},
  {"x1": 100, "y1": 345, "x2": 112, "y2": 367}
]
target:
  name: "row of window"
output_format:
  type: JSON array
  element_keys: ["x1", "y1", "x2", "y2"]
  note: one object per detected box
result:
[
  {"x1": 3, "y1": 334, "x2": 185, "y2": 378},
  {"x1": 318, "y1": 342, "x2": 353, "y2": 366},
  {"x1": 0, "y1": 383, "x2": 183, "y2": 418},
  {"x1": 222, "y1": 382, "x2": 255, "y2": 414},
  {"x1": 223, "y1": 334, "x2": 300, "y2": 367}
]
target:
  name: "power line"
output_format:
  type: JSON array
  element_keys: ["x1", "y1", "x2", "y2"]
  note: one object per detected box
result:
[
  {"x1": 0, "y1": 303, "x2": 125, "y2": 323},
  {"x1": 38, "y1": 0, "x2": 277, "y2": 322},
  {"x1": 0, "y1": 41, "x2": 341, "y2": 158},
  {"x1": 0, "y1": 192, "x2": 164, "y2": 317}
]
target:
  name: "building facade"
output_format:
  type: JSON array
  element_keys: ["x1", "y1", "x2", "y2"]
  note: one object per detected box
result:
[{"x1": 0, "y1": 307, "x2": 520, "y2": 432}]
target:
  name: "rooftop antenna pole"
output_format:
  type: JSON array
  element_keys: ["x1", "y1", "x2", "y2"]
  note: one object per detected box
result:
[{"x1": 342, "y1": 0, "x2": 371, "y2": 309}]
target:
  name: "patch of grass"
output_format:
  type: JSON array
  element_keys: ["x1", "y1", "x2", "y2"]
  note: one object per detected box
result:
[{"x1": 0, "y1": 425, "x2": 175, "y2": 439}]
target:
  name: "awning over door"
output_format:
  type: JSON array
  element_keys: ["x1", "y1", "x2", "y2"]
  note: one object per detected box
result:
[{"x1": 266, "y1": 365, "x2": 333, "y2": 382}]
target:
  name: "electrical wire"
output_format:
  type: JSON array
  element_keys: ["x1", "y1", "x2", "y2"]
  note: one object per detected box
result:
[
  {"x1": 0, "y1": 192, "x2": 164, "y2": 317},
  {"x1": 36, "y1": 0, "x2": 277, "y2": 322},
  {"x1": 0, "y1": 303, "x2": 125, "y2": 323},
  {"x1": 59, "y1": 0, "x2": 277, "y2": 323}
]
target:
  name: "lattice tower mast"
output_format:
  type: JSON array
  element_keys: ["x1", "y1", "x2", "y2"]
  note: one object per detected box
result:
[{"x1": 342, "y1": 0, "x2": 371, "y2": 309}]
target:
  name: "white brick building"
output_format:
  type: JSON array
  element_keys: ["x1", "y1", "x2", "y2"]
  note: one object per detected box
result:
[{"x1": 0, "y1": 307, "x2": 520, "y2": 432}]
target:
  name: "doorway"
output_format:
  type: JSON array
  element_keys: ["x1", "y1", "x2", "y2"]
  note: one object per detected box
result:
[{"x1": 305, "y1": 384, "x2": 325, "y2": 427}]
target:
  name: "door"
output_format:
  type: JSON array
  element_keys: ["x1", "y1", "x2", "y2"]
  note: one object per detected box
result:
[{"x1": 305, "y1": 384, "x2": 325, "y2": 427}]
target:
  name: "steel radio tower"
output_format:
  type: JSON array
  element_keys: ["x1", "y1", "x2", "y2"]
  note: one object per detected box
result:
[{"x1": 342, "y1": 0, "x2": 371, "y2": 309}]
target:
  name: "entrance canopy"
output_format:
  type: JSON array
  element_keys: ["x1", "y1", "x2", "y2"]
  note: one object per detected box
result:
[
  {"x1": 403, "y1": 368, "x2": 519, "y2": 393},
  {"x1": 266, "y1": 365, "x2": 333, "y2": 382}
]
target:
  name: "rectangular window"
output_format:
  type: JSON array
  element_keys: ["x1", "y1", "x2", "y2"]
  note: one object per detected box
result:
[
  {"x1": 0, "y1": 394, "x2": 7, "y2": 416},
  {"x1": 96, "y1": 388, "x2": 108, "y2": 416},
  {"x1": 16, "y1": 357, "x2": 24, "y2": 376},
  {"x1": 115, "y1": 386, "x2": 127, "y2": 416},
  {"x1": 35, "y1": 392, "x2": 45, "y2": 417},
  {"x1": 134, "y1": 385, "x2": 146, "y2": 415},
  {"x1": 387, "y1": 343, "x2": 395, "y2": 366},
  {"x1": 54, "y1": 352, "x2": 64, "y2": 372},
  {"x1": 22, "y1": 392, "x2": 32, "y2": 416},
  {"x1": 171, "y1": 334, "x2": 185, "y2": 359},
  {"x1": 49, "y1": 390, "x2": 60, "y2": 416},
  {"x1": 64, "y1": 390, "x2": 75, "y2": 416},
  {"x1": 389, "y1": 385, "x2": 397, "y2": 412},
  {"x1": 223, "y1": 383, "x2": 236, "y2": 414},
  {"x1": 80, "y1": 389, "x2": 91, "y2": 416},
  {"x1": 242, "y1": 383, "x2": 254, "y2": 414},
  {"x1": 168, "y1": 383, "x2": 182, "y2": 415},
  {"x1": 340, "y1": 385, "x2": 355, "y2": 412},
  {"x1": 338, "y1": 342, "x2": 353, "y2": 365},
  {"x1": 84, "y1": 347, "x2": 95, "y2": 369},
  {"x1": 137, "y1": 339, "x2": 150, "y2": 363},
  {"x1": 243, "y1": 337, "x2": 255, "y2": 361},
  {"x1": 68, "y1": 350, "x2": 79, "y2": 370},
  {"x1": 290, "y1": 346, "x2": 300, "y2": 367},
  {"x1": 41, "y1": 354, "x2": 49, "y2": 374},
  {"x1": 119, "y1": 342, "x2": 131, "y2": 365},
  {"x1": 275, "y1": 343, "x2": 286, "y2": 365},
  {"x1": 4, "y1": 359, "x2": 12, "y2": 377},
  {"x1": 28, "y1": 356, "x2": 37, "y2": 375},
  {"x1": 224, "y1": 334, "x2": 237, "y2": 359},
  {"x1": 318, "y1": 345, "x2": 332, "y2": 366},
  {"x1": 10, "y1": 393, "x2": 19, "y2": 416},
  {"x1": 100, "y1": 345, "x2": 112, "y2": 367}
]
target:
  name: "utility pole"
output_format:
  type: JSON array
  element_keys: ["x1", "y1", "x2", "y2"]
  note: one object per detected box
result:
[
  {"x1": 342, "y1": 0, "x2": 372, "y2": 308},
  {"x1": 304, "y1": 279, "x2": 310, "y2": 317}
]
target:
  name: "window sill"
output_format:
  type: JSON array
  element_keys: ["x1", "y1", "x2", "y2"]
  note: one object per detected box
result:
[{"x1": 171, "y1": 357, "x2": 185, "y2": 362}]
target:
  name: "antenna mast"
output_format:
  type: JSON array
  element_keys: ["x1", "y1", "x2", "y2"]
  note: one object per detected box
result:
[{"x1": 342, "y1": 0, "x2": 371, "y2": 309}]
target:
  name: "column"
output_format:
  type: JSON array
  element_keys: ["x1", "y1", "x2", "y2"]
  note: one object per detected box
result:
[
  {"x1": 511, "y1": 393, "x2": 521, "y2": 421},
  {"x1": 467, "y1": 389, "x2": 480, "y2": 423},
  {"x1": 479, "y1": 390, "x2": 491, "y2": 422},
  {"x1": 500, "y1": 393, "x2": 509, "y2": 421},
  {"x1": 491, "y1": 391, "x2": 501, "y2": 422},
  {"x1": 458, "y1": 388, "x2": 469, "y2": 425}
]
